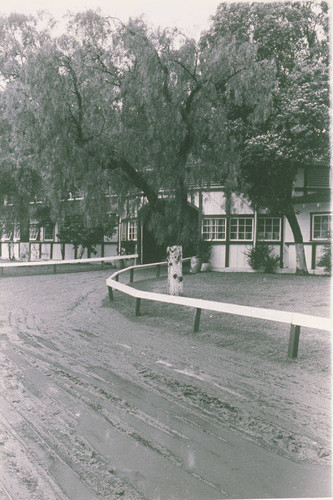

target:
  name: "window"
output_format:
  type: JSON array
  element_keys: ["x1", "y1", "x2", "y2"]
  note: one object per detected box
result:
[
  {"x1": 312, "y1": 214, "x2": 331, "y2": 240},
  {"x1": 202, "y1": 218, "x2": 226, "y2": 240},
  {"x1": 127, "y1": 220, "x2": 137, "y2": 241},
  {"x1": 29, "y1": 224, "x2": 39, "y2": 241},
  {"x1": 120, "y1": 222, "x2": 127, "y2": 241},
  {"x1": 257, "y1": 217, "x2": 281, "y2": 241},
  {"x1": 1, "y1": 223, "x2": 11, "y2": 241},
  {"x1": 230, "y1": 217, "x2": 253, "y2": 241},
  {"x1": 307, "y1": 167, "x2": 330, "y2": 189},
  {"x1": 43, "y1": 224, "x2": 54, "y2": 241}
]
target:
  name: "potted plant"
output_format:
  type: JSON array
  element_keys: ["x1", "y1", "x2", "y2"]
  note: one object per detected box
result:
[
  {"x1": 190, "y1": 237, "x2": 212, "y2": 273},
  {"x1": 198, "y1": 238, "x2": 212, "y2": 272}
]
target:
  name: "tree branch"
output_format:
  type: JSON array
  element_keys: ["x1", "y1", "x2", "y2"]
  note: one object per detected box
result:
[{"x1": 106, "y1": 152, "x2": 158, "y2": 205}]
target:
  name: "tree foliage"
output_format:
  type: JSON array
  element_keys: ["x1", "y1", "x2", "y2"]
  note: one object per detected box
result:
[
  {"x1": 203, "y1": 2, "x2": 329, "y2": 274},
  {"x1": 0, "y1": 9, "x2": 276, "y2": 249}
]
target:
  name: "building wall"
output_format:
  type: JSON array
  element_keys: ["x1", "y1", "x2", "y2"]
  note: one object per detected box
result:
[
  {"x1": 199, "y1": 189, "x2": 330, "y2": 272},
  {"x1": 1, "y1": 179, "x2": 329, "y2": 272}
]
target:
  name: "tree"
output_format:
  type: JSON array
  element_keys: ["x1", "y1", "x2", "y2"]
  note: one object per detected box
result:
[
  {"x1": 204, "y1": 1, "x2": 329, "y2": 274},
  {"x1": 57, "y1": 214, "x2": 117, "y2": 259},
  {"x1": 0, "y1": 11, "x2": 276, "y2": 292}
]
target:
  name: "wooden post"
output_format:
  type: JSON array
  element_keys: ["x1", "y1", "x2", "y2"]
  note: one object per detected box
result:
[
  {"x1": 115, "y1": 274, "x2": 119, "y2": 282},
  {"x1": 156, "y1": 264, "x2": 161, "y2": 278},
  {"x1": 101, "y1": 260, "x2": 105, "y2": 269},
  {"x1": 135, "y1": 298, "x2": 141, "y2": 316},
  {"x1": 193, "y1": 308, "x2": 201, "y2": 333},
  {"x1": 288, "y1": 324, "x2": 301, "y2": 359},
  {"x1": 53, "y1": 264, "x2": 57, "y2": 274},
  {"x1": 130, "y1": 268, "x2": 134, "y2": 283},
  {"x1": 108, "y1": 287, "x2": 114, "y2": 301}
]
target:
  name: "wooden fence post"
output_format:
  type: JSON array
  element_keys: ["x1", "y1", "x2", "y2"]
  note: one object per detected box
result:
[
  {"x1": 53, "y1": 264, "x2": 57, "y2": 274},
  {"x1": 135, "y1": 298, "x2": 141, "y2": 316},
  {"x1": 108, "y1": 287, "x2": 114, "y2": 301},
  {"x1": 130, "y1": 268, "x2": 134, "y2": 283},
  {"x1": 156, "y1": 265, "x2": 161, "y2": 278},
  {"x1": 115, "y1": 274, "x2": 119, "y2": 282},
  {"x1": 193, "y1": 308, "x2": 201, "y2": 333},
  {"x1": 288, "y1": 324, "x2": 301, "y2": 359}
]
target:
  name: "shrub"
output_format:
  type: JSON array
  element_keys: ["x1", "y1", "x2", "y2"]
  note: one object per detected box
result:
[
  {"x1": 119, "y1": 240, "x2": 136, "y2": 255},
  {"x1": 317, "y1": 243, "x2": 331, "y2": 273},
  {"x1": 197, "y1": 238, "x2": 212, "y2": 262},
  {"x1": 246, "y1": 245, "x2": 280, "y2": 273}
]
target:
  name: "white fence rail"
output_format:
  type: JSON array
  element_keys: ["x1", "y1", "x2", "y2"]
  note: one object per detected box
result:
[
  {"x1": 0, "y1": 254, "x2": 138, "y2": 275},
  {"x1": 106, "y1": 259, "x2": 331, "y2": 359}
]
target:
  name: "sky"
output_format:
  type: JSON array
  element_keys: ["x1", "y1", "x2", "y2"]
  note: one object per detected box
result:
[{"x1": 0, "y1": 0, "x2": 224, "y2": 38}]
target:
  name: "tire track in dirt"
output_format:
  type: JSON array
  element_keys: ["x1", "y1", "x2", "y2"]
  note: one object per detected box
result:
[
  {"x1": 1, "y1": 271, "x2": 331, "y2": 499},
  {"x1": 2, "y1": 336, "x2": 228, "y2": 498},
  {"x1": 7, "y1": 292, "x2": 331, "y2": 466}
]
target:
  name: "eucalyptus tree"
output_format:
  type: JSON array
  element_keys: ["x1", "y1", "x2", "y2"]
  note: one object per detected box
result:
[{"x1": 203, "y1": 1, "x2": 329, "y2": 274}]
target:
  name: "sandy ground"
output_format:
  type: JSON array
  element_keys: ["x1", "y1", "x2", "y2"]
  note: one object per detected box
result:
[{"x1": 0, "y1": 268, "x2": 331, "y2": 499}]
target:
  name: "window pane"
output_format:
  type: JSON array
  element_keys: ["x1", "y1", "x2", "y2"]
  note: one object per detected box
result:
[
  {"x1": 44, "y1": 224, "x2": 54, "y2": 240},
  {"x1": 230, "y1": 218, "x2": 253, "y2": 240},
  {"x1": 29, "y1": 224, "x2": 39, "y2": 240},
  {"x1": 128, "y1": 220, "x2": 137, "y2": 240},
  {"x1": 257, "y1": 217, "x2": 281, "y2": 241},
  {"x1": 202, "y1": 218, "x2": 226, "y2": 240},
  {"x1": 313, "y1": 214, "x2": 331, "y2": 239}
]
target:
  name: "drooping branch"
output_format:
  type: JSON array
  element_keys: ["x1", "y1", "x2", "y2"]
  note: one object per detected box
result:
[{"x1": 106, "y1": 153, "x2": 158, "y2": 205}]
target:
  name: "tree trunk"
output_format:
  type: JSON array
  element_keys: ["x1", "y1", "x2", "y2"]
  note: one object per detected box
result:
[
  {"x1": 285, "y1": 208, "x2": 308, "y2": 275},
  {"x1": 167, "y1": 245, "x2": 183, "y2": 296},
  {"x1": 78, "y1": 245, "x2": 85, "y2": 259}
]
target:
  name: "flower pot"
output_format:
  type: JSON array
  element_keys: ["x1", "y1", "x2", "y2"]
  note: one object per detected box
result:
[
  {"x1": 190, "y1": 256, "x2": 201, "y2": 274},
  {"x1": 115, "y1": 259, "x2": 124, "y2": 269}
]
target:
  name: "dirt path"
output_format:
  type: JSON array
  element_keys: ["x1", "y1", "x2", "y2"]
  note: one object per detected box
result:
[{"x1": 0, "y1": 270, "x2": 331, "y2": 499}]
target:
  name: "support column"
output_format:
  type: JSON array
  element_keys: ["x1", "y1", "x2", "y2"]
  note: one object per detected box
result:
[
  {"x1": 288, "y1": 324, "x2": 301, "y2": 359},
  {"x1": 193, "y1": 308, "x2": 201, "y2": 333},
  {"x1": 135, "y1": 298, "x2": 141, "y2": 316}
]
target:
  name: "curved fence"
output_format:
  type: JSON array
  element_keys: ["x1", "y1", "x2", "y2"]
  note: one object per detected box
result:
[
  {"x1": 0, "y1": 254, "x2": 138, "y2": 276},
  {"x1": 106, "y1": 258, "x2": 331, "y2": 359}
]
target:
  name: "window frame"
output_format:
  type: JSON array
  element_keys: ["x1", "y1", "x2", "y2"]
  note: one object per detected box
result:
[
  {"x1": 202, "y1": 217, "x2": 226, "y2": 241},
  {"x1": 311, "y1": 213, "x2": 331, "y2": 241},
  {"x1": 120, "y1": 221, "x2": 127, "y2": 241},
  {"x1": 127, "y1": 219, "x2": 138, "y2": 241},
  {"x1": 257, "y1": 216, "x2": 282, "y2": 242},
  {"x1": 229, "y1": 216, "x2": 254, "y2": 241},
  {"x1": 43, "y1": 223, "x2": 55, "y2": 241},
  {"x1": 29, "y1": 223, "x2": 40, "y2": 241}
]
